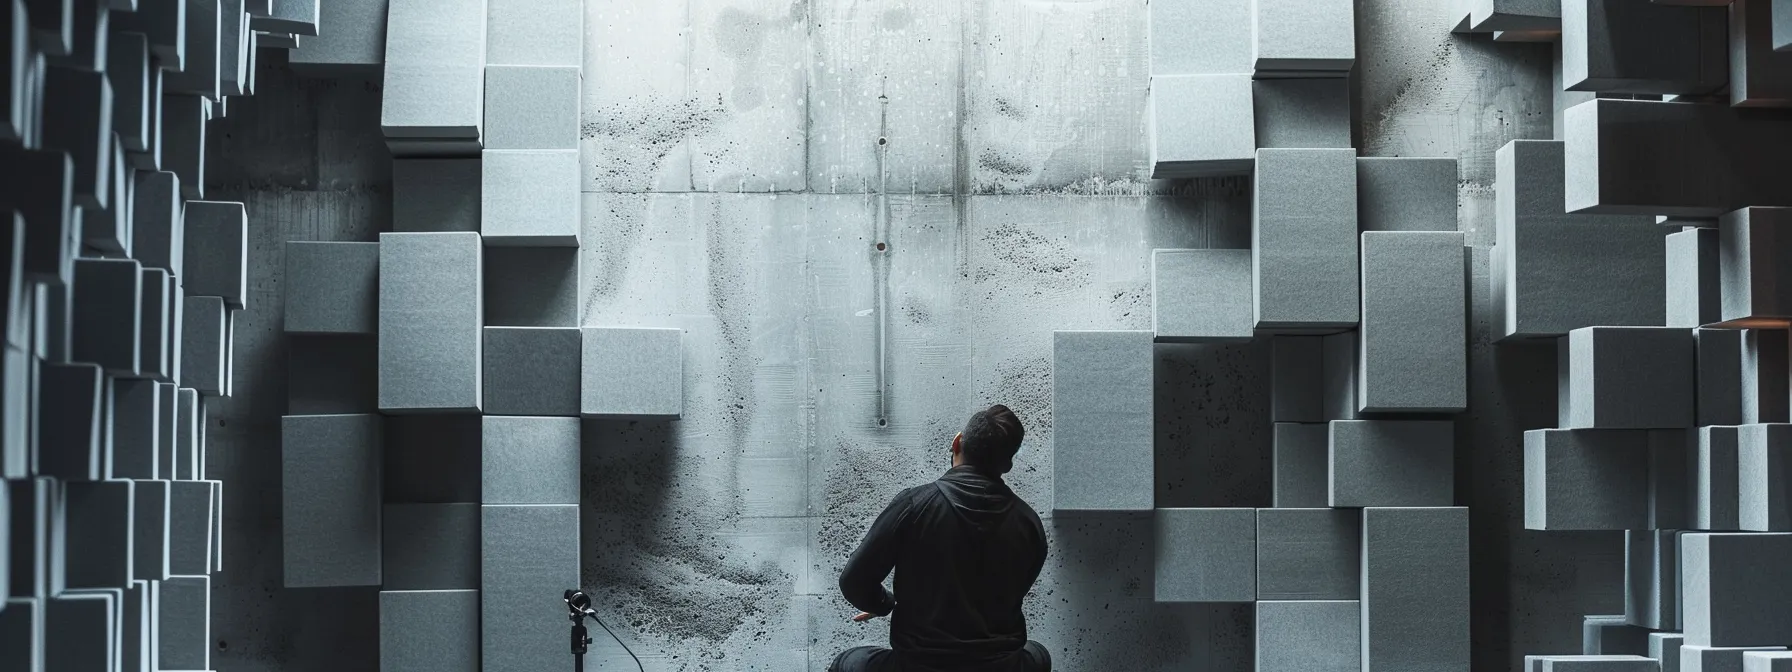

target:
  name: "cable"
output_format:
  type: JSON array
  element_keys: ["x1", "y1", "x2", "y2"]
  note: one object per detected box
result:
[{"x1": 590, "y1": 611, "x2": 644, "y2": 672}]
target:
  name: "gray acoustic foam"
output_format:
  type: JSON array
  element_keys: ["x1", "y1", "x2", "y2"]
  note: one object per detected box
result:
[
  {"x1": 139, "y1": 268, "x2": 172, "y2": 380},
  {"x1": 62, "y1": 479, "x2": 133, "y2": 590},
  {"x1": 179, "y1": 296, "x2": 225, "y2": 397},
  {"x1": 159, "y1": 575, "x2": 208, "y2": 670},
  {"x1": 1147, "y1": 74, "x2": 1254, "y2": 179},
  {"x1": 112, "y1": 0, "x2": 182, "y2": 66},
  {"x1": 1051, "y1": 330, "x2": 1152, "y2": 512},
  {"x1": 385, "y1": 415, "x2": 481, "y2": 504},
  {"x1": 288, "y1": 0, "x2": 386, "y2": 73},
  {"x1": 8, "y1": 478, "x2": 51, "y2": 600},
  {"x1": 1719, "y1": 208, "x2": 1792, "y2": 325},
  {"x1": 286, "y1": 335, "x2": 377, "y2": 414},
  {"x1": 1465, "y1": 0, "x2": 1560, "y2": 33},
  {"x1": 1741, "y1": 329, "x2": 1790, "y2": 424},
  {"x1": 1561, "y1": 0, "x2": 1726, "y2": 95},
  {"x1": 1561, "y1": 327, "x2": 1695, "y2": 429},
  {"x1": 122, "y1": 580, "x2": 152, "y2": 672},
  {"x1": 157, "y1": 383, "x2": 177, "y2": 478},
  {"x1": 484, "y1": 246, "x2": 579, "y2": 328},
  {"x1": 71, "y1": 257, "x2": 142, "y2": 376},
  {"x1": 167, "y1": 479, "x2": 212, "y2": 576},
  {"x1": 1565, "y1": 100, "x2": 1792, "y2": 217},
  {"x1": 382, "y1": 503, "x2": 479, "y2": 591},
  {"x1": 281, "y1": 414, "x2": 382, "y2": 587},
  {"x1": 1536, "y1": 656, "x2": 1657, "y2": 672},
  {"x1": 1495, "y1": 140, "x2": 1662, "y2": 339},
  {"x1": 1685, "y1": 646, "x2": 1792, "y2": 672},
  {"x1": 1252, "y1": 78, "x2": 1350, "y2": 149},
  {"x1": 1668, "y1": 227, "x2": 1721, "y2": 328},
  {"x1": 1649, "y1": 430, "x2": 1693, "y2": 531},
  {"x1": 1153, "y1": 507, "x2": 1255, "y2": 603},
  {"x1": 1255, "y1": 508, "x2": 1359, "y2": 601},
  {"x1": 1328, "y1": 420, "x2": 1453, "y2": 508},
  {"x1": 481, "y1": 416, "x2": 578, "y2": 504},
  {"x1": 181, "y1": 200, "x2": 248, "y2": 308},
  {"x1": 381, "y1": 589, "x2": 480, "y2": 672},
  {"x1": 486, "y1": 0, "x2": 580, "y2": 66},
  {"x1": 482, "y1": 65, "x2": 579, "y2": 150},
  {"x1": 1745, "y1": 652, "x2": 1792, "y2": 672},
  {"x1": 1358, "y1": 157, "x2": 1459, "y2": 232},
  {"x1": 130, "y1": 171, "x2": 182, "y2": 276},
  {"x1": 1584, "y1": 614, "x2": 1651, "y2": 655},
  {"x1": 1698, "y1": 426, "x2": 1743, "y2": 531},
  {"x1": 381, "y1": 0, "x2": 487, "y2": 142},
  {"x1": 174, "y1": 388, "x2": 201, "y2": 480},
  {"x1": 165, "y1": 0, "x2": 219, "y2": 99},
  {"x1": 1730, "y1": 0, "x2": 1792, "y2": 107},
  {"x1": 1272, "y1": 423, "x2": 1328, "y2": 508},
  {"x1": 1650, "y1": 633, "x2": 1685, "y2": 672},
  {"x1": 0, "y1": 596, "x2": 43, "y2": 671},
  {"x1": 378, "y1": 232, "x2": 482, "y2": 413},
  {"x1": 1739, "y1": 424, "x2": 1792, "y2": 531},
  {"x1": 1322, "y1": 330, "x2": 1359, "y2": 421},
  {"x1": 1147, "y1": 0, "x2": 1250, "y2": 76},
  {"x1": 1151, "y1": 249, "x2": 1253, "y2": 343},
  {"x1": 45, "y1": 590, "x2": 116, "y2": 671},
  {"x1": 580, "y1": 326, "x2": 683, "y2": 420},
  {"x1": 3, "y1": 147, "x2": 74, "y2": 284},
  {"x1": 1251, "y1": 0, "x2": 1354, "y2": 74},
  {"x1": 1362, "y1": 507, "x2": 1469, "y2": 672},
  {"x1": 482, "y1": 504, "x2": 578, "y2": 672},
  {"x1": 482, "y1": 328, "x2": 580, "y2": 417},
  {"x1": 1357, "y1": 231, "x2": 1467, "y2": 413},
  {"x1": 1256, "y1": 600, "x2": 1359, "y2": 672},
  {"x1": 392, "y1": 159, "x2": 480, "y2": 233},
  {"x1": 132, "y1": 479, "x2": 169, "y2": 581},
  {"x1": 1253, "y1": 148, "x2": 1358, "y2": 330},
  {"x1": 41, "y1": 65, "x2": 112, "y2": 210},
  {"x1": 1525, "y1": 429, "x2": 1651, "y2": 531},
  {"x1": 38, "y1": 362, "x2": 103, "y2": 481},
  {"x1": 1625, "y1": 529, "x2": 1682, "y2": 631},
  {"x1": 480, "y1": 149, "x2": 580, "y2": 247},
  {"x1": 283, "y1": 242, "x2": 377, "y2": 335},
  {"x1": 1271, "y1": 336, "x2": 1322, "y2": 423},
  {"x1": 1684, "y1": 532, "x2": 1792, "y2": 647},
  {"x1": 161, "y1": 94, "x2": 206, "y2": 199},
  {"x1": 110, "y1": 371, "x2": 160, "y2": 479},
  {"x1": 249, "y1": 0, "x2": 318, "y2": 35}
]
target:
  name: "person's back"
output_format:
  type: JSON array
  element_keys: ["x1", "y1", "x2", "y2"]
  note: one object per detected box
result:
[{"x1": 831, "y1": 405, "x2": 1052, "y2": 672}]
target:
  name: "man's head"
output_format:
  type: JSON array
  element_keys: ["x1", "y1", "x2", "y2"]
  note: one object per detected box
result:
[{"x1": 953, "y1": 404, "x2": 1025, "y2": 475}]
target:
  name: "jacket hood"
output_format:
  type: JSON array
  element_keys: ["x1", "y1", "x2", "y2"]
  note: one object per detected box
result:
[{"x1": 935, "y1": 465, "x2": 1016, "y2": 529}]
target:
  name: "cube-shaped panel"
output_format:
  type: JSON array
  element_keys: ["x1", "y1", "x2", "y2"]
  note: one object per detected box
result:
[
  {"x1": 580, "y1": 327, "x2": 683, "y2": 420},
  {"x1": 1562, "y1": 327, "x2": 1695, "y2": 429},
  {"x1": 1148, "y1": 74, "x2": 1254, "y2": 179},
  {"x1": 281, "y1": 414, "x2": 382, "y2": 587},
  {"x1": 1358, "y1": 231, "x2": 1467, "y2": 413},
  {"x1": 482, "y1": 416, "x2": 579, "y2": 505},
  {"x1": 1151, "y1": 249, "x2": 1252, "y2": 343},
  {"x1": 380, "y1": 589, "x2": 480, "y2": 672},
  {"x1": 382, "y1": 503, "x2": 479, "y2": 591},
  {"x1": 181, "y1": 200, "x2": 249, "y2": 308},
  {"x1": 284, "y1": 242, "x2": 378, "y2": 335},
  {"x1": 392, "y1": 159, "x2": 480, "y2": 233},
  {"x1": 480, "y1": 150, "x2": 580, "y2": 246},
  {"x1": 1328, "y1": 420, "x2": 1453, "y2": 508},
  {"x1": 1524, "y1": 428, "x2": 1651, "y2": 531},
  {"x1": 1256, "y1": 508, "x2": 1359, "y2": 600},
  {"x1": 1153, "y1": 508, "x2": 1255, "y2": 603},
  {"x1": 379, "y1": 232, "x2": 483, "y2": 413},
  {"x1": 1256, "y1": 600, "x2": 1360, "y2": 672},
  {"x1": 1254, "y1": 148, "x2": 1358, "y2": 329},
  {"x1": 1358, "y1": 157, "x2": 1459, "y2": 232},
  {"x1": 1052, "y1": 330, "x2": 1152, "y2": 512},
  {"x1": 483, "y1": 504, "x2": 578, "y2": 672},
  {"x1": 1362, "y1": 507, "x2": 1469, "y2": 672},
  {"x1": 1683, "y1": 532, "x2": 1792, "y2": 647},
  {"x1": 482, "y1": 65, "x2": 580, "y2": 150}
]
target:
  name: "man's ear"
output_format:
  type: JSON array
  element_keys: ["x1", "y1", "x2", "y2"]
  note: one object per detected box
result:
[{"x1": 952, "y1": 432, "x2": 962, "y2": 455}]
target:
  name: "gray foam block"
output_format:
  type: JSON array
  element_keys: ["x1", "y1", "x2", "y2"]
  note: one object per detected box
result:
[
  {"x1": 0, "y1": 212, "x2": 21, "y2": 350},
  {"x1": 1541, "y1": 657, "x2": 1659, "y2": 672},
  {"x1": 1745, "y1": 652, "x2": 1792, "y2": 672},
  {"x1": 283, "y1": 242, "x2": 377, "y2": 335},
  {"x1": 378, "y1": 232, "x2": 482, "y2": 413},
  {"x1": 26, "y1": 0, "x2": 72, "y2": 56},
  {"x1": 1585, "y1": 614, "x2": 1652, "y2": 655},
  {"x1": 166, "y1": 479, "x2": 210, "y2": 575},
  {"x1": 218, "y1": 0, "x2": 246, "y2": 96},
  {"x1": 1147, "y1": 74, "x2": 1254, "y2": 178},
  {"x1": 121, "y1": 580, "x2": 151, "y2": 672},
  {"x1": 1148, "y1": 0, "x2": 1250, "y2": 76},
  {"x1": 71, "y1": 258, "x2": 142, "y2": 375},
  {"x1": 288, "y1": 0, "x2": 386, "y2": 73},
  {"x1": 1496, "y1": 140, "x2": 1663, "y2": 338},
  {"x1": 164, "y1": 0, "x2": 218, "y2": 98},
  {"x1": 174, "y1": 387, "x2": 200, "y2": 479},
  {"x1": 1565, "y1": 99, "x2": 1792, "y2": 216},
  {"x1": 77, "y1": 137, "x2": 130, "y2": 255},
  {"x1": 481, "y1": 416, "x2": 578, "y2": 504},
  {"x1": 1252, "y1": 0, "x2": 1354, "y2": 73},
  {"x1": 1151, "y1": 249, "x2": 1252, "y2": 343},
  {"x1": 38, "y1": 362, "x2": 103, "y2": 481},
  {"x1": 1253, "y1": 148, "x2": 1359, "y2": 329},
  {"x1": 1719, "y1": 208, "x2": 1792, "y2": 325},
  {"x1": 482, "y1": 504, "x2": 578, "y2": 672},
  {"x1": 1358, "y1": 157, "x2": 1459, "y2": 232},
  {"x1": 485, "y1": 0, "x2": 579, "y2": 66},
  {"x1": 480, "y1": 149, "x2": 580, "y2": 246},
  {"x1": 1525, "y1": 428, "x2": 1651, "y2": 530},
  {"x1": 156, "y1": 382, "x2": 176, "y2": 477},
  {"x1": 41, "y1": 65, "x2": 112, "y2": 210},
  {"x1": 1741, "y1": 329, "x2": 1790, "y2": 424},
  {"x1": 8, "y1": 478, "x2": 50, "y2": 599},
  {"x1": 179, "y1": 296, "x2": 224, "y2": 396},
  {"x1": 132, "y1": 479, "x2": 168, "y2": 581},
  {"x1": 1051, "y1": 330, "x2": 1151, "y2": 512},
  {"x1": 1362, "y1": 507, "x2": 1469, "y2": 672},
  {"x1": 109, "y1": 31, "x2": 151, "y2": 152},
  {"x1": 161, "y1": 94, "x2": 205, "y2": 199},
  {"x1": 1321, "y1": 330, "x2": 1359, "y2": 421},
  {"x1": 1272, "y1": 423, "x2": 1328, "y2": 507},
  {"x1": 1626, "y1": 529, "x2": 1682, "y2": 631},
  {"x1": 1650, "y1": 429, "x2": 1693, "y2": 530},
  {"x1": 1654, "y1": 633, "x2": 1687, "y2": 672},
  {"x1": 1468, "y1": 0, "x2": 1561, "y2": 32},
  {"x1": 139, "y1": 269, "x2": 172, "y2": 381},
  {"x1": 1358, "y1": 231, "x2": 1467, "y2": 413},
  {"x1": 1561, "y1": 0, "x2": 1726, "y2": 95},
  {"x1": 392, "y1": 159, "x2": 479, "y2": 233},
  {"x1": 1685, "y1": 532, "x2": 1792, "y2": 646},
  {"x1": 580, "y1": 326, "x2": 683, "y2": 420},
  {"x1": 131, "y1": 171, "x2": 182, "y2": 276},
  {"x1": 45, "y1": 591, "x2": 116, "y2": 672},
  {"x1": 381, "y1": 589, "x2": 479, "y2": 672},
  {"x1": 1562, "y1": 327, "x2": 1696, "y2": 429},
  {"x1": 1256, "y1": 508, "x2": 1359, "y2": 600},
  {"x1": 247, "y1": 0, "x2": 316, "y2": 34},
  {"x1": 482, "y1": 65, "x2": 579, "y2": 150},
  {"x1": 1740, "y1": 424, "x2": 1792, "y2": 531},
  {"x1": 483, "y1": 328, "x2": 579, "y2": 417},
  {"x1": 281, "y1": 414, "x2": 381, "y2": 587},
  {"x1": 1686, "y1": 646, "x2": 1792, "y2": 672},
  {"x1": 0, "y1": 596, "x2": 43, "y2": 671},
  {"x1": 111, "y1": 0, "x2": 181, "y2": 67},
  {"x1": 1252, "y1": 78, "x2": 1350, "y2": 149},
  {"x1": 1698, "y1": 426, "x2": 1743, "y2": 531},
  {"x1": 158, "y1": 575, "x2": 206, "y2": 670},
  {"x1": 1271, "y1": 336, "x2": 1322, "y2": 422},
  {"x1": 1698, "y1": 328, "x2": 1745, "y2": 426},
  {"x1": 62, "y1": 480, "x2": 133, "y2": 590},
  {"x1": 1731, "y1": 0, "x2": 1792, "y2": 106},
  {"x1": 1256, "y1": 600, "x2": 1359, "y2": 672},
  {"x1": 384, "y1": 414, "x2": 481, "y2": 503},
  {"x1": 0, "y1": 147, "x2": 74, "y2": 284},
  {"x1": 1, "y1": 347, "x2": 23, "y2": 479},
  {"x1": 1153, "y1": 507, "x2": 1255, "y2": 603},
  {"x1": 180, "y1": 200, "x2": 247, "y2": 308},
  {"x1": 1328, "y1": 420, "x2": 1453, "y2": 508},
  {"x1": 382, "y1": 503, "x2": 478, "y2": 591},
  {"x1": 381, "y1": 0, "x2": 486, "y2": 140},
  {"x1": 258, "y1": 29, "x2": 300, "y2": 49},
  {"x1": 1668, "y1": 227, "x2": 1721, "y2": 327},
  {"x1": 287, "y1": 335, "x2": 377, "y2": 414},
  {"x1": 484, "y1": 246, "x2": 578, "y2": 328},
  {"x1": 37, "y1": 281, "x2": 73, "y2": 363}
]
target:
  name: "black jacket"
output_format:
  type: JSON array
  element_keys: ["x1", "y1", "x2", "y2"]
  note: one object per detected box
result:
[{"x1": 838, "y1": 465, "x2": 1048, "y2": 670}]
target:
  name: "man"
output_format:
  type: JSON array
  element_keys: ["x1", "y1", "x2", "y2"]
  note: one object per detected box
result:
[{"x1": 830, "y1": 405, "x2": 1051, "y2": 672}]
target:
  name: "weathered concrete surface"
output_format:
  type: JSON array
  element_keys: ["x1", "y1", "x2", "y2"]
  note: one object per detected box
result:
[{"x1": 199, "y1": 2, "x2": 1611, "y2": 671}]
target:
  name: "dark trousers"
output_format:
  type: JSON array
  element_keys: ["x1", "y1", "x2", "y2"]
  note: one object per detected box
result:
[{"x1": 829, "y1": 642, "x2": 1052, "y2": 672}]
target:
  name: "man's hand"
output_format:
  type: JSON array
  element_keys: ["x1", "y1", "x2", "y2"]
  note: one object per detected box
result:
[{"x1": 851, "y1": 611, "x2": 880, "y2": 622}]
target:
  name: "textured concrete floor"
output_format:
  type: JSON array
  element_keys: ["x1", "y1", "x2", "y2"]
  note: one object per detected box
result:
[{"x1": 201, "y1": 1, "x2": 1618, "y2": 670}]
